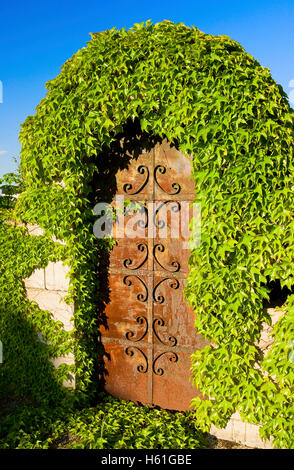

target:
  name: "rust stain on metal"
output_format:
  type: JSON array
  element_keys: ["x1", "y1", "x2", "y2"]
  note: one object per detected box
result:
[{"x1": 99, "y1": 139, "x2": 207, "y2": 411}]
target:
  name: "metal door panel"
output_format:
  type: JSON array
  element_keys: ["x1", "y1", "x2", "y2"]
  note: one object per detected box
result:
[{"x1": 99, "y1": 139, "x2": 206, "y2": 410}]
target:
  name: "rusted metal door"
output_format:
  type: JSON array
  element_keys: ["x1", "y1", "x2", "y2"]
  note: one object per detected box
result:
[{"x1": 99, "y1": 139, "x2": 206, "y2": 410}]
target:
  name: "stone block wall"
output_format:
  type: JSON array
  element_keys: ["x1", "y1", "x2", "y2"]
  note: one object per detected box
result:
[
  {"x1": 210, "y1": 307, "x2": 284, "y2": 448},
  {"x1": 210, "y1": 412, "x2": 274, "y2": 449},
  {"x1": 23, "y1": 224, "x2": 75, "y2": 387}
]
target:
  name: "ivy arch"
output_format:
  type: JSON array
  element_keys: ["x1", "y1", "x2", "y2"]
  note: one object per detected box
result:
[{"x1": 17, "y1": 20, "x2": 294, "y2": 448}]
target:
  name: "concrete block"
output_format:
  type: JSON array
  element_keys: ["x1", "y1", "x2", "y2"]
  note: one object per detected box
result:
[
  {"x1": 245, "y1": 423, "x2": 264, "y2": 448},
  {"x1": 263, "y1": 436, "x2": 275, "y2": 449},
  {"x1": 272, "y1": 309, "x2": 284, "y2": 325},
  {"x1": 266, "y1": 308, "x2": 284, "y2": 326},
  {"x1": 26, "y1": 288, "x2": 74, "y2": 331},
  {"x1": 211, "y1": 420, "x2": 234, "y2": 442},
  {"x1": 230, "y1": 411, "x2": 242, "y2": 420},
  {"x1": 50, "y1": 353, "x2": 75, "y2": 388},
  {"x1": 45, "y1": 261, "x2": 70, "y2": 291},
  {"x1": 27, "y1": 224, "x2": 44, "y2": 236},
  {"x1": 24, "y1": 268, "x2": 45, "y2": 289},
  {"x1": 211, "y1": 416, "x2": 274, "y2": 449},
  {"x1": 232, "y1": 418, "x2": 246, "y2": 444}
]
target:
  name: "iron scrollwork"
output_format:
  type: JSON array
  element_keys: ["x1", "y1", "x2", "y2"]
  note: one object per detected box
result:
[
  {"x1": 123, "y1": 242, "x2": 148, "y2": 270},
  {"x1": 123, "y1": 165, "x2": 149, "y2": 195},
  {"x1": 122, "y1": 158, "x2": 182, "y2": 377},
  {"x1": 123, "y1": 275, "x2": 148, "y2": 302},
  {"x1": 152, "y1": 352, "x2": 179, "y2": 376},
  {"x1": 123, "y1": 163, "x2": 181, "y2": 196},
  {"x1": 154, "y1": 165, "x2": 181, "y2": 195},
  {"x1": 154, "y1": 200, "x2": 181, "y2": 229},
  {"x1": 152, "y1": 318, "x2": 177, "y2": 347},
  {"x1": 153, "y1": 277, "x2": 180, "y2": 304},
  {"x1": 125, "y1": 346, "x2": 148, "y2": 373},
  {"x1": 124, "y1": 272, "x2": 180, "y2": 374},
  {"x1": 126, "y1": 316, "x2": 149, "y2": 342},
  {"x1": 153, "y1": 244, "x2": 180, "y2": 273}
]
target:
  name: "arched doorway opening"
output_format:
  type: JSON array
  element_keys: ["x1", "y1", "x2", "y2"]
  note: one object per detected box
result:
[{"x1": 93, "y1": 121, "x2": 207, "y2": 410}]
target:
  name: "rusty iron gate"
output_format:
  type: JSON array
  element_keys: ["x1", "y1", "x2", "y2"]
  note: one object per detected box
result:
[{"x1": 99, "y1": 139, "x2": 206, "y2": 410}]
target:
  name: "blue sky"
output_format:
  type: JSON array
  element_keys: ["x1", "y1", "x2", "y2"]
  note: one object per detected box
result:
[{"x1": 0, "y1": 0, "x2": 294, "y2": 177}]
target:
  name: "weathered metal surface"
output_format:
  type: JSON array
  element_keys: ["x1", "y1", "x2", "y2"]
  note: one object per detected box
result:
[{"x1": 99, "y1": 139, "x2": 206, "y2": 410}]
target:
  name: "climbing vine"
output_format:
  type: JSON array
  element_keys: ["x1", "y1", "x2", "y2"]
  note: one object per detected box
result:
[
  {"x1": 0, "y1": 199, "x2": 74, "y2": 406},
  {"x1": 1, "y1": 20, "x2": 294, "y2": 448}
]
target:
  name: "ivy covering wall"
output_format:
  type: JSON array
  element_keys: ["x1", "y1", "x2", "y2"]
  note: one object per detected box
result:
[
  {"x1": 1, "y1": 20, "x2": 294, "y2": 448},
  {"x1": 0, "y1": 176, "x2": 74, "y2": 407}
]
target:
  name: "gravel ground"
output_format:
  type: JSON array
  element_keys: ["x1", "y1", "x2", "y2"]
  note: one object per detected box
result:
[{"x1": 206, "y1": 433, "x2": 254, "y2": 449}]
